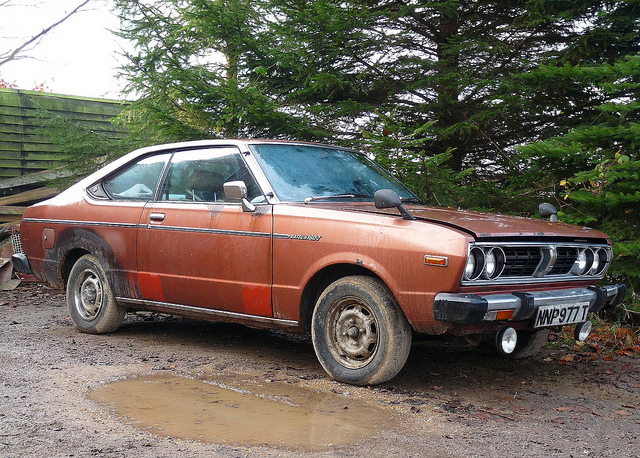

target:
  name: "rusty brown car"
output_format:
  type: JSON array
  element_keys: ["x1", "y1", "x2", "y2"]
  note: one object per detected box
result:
[{"x1": 12, "y1": 140, "x2": 626, "y2": 385}]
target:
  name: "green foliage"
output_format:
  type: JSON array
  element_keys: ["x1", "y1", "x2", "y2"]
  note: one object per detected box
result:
[
  {"x1": 517, "y1": 55, "x2": 640, "y2": 310},
  {"x1": 112, "y1": 1, "x2": 640, "y2": 168},
  {"x1": 36, "y1": 110, "x2": 137, "y2": 187},
  {"x1": 113, "y1": 0, "x2": 323, "y2": 143}
]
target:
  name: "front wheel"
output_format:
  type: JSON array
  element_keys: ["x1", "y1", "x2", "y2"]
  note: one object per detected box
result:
[
  {"x1": 66, "y1": 254, "x2": 125, "y2": 334},
  {"x1": 311, "y1": 276, "x2": 412, "y2": 385}
]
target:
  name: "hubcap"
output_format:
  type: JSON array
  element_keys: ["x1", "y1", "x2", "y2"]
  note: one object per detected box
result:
[
  {"x1": 327, "y1": 297, "x2": 379, "y2": 369},
  {"x1": 74, "y1": 270, "x2": 103, "y2": 321}
]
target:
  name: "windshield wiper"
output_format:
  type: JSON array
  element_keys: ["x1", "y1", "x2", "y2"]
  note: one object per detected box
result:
[
  {"x1": 304, "y1": 194, "x2": 371, "y2": 204},
  {"x1": 402, "y1": 197, "x2": 423, "y2": 204}
]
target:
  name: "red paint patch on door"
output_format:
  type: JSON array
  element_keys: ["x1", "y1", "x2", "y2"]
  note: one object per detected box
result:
[
  {"x1": 242, "y1": 285, "x2": 272, "y2": 316},
  {"x1": 138, "y1": 272, "x2": 165, "y2": 302}
]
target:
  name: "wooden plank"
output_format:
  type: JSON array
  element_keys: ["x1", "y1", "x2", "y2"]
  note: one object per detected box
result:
[
  {"x1": 0, "y1": 160, "x2": 64, "y2": 169},
  {"x1": 0, "y1": 206, "x2": 27, "y2": 215},
  {"x1": 0, "y1": 150, "x2": 71, "y2": 160},
  {"x1": 0, "y1": 220, "x2": 20, "y2": 229},
  {"x1": 0, "y1": 187, "x2": 58, "y2": 206},
  {"x1": 0, "y1": 168, "x2": 72, "y2": 189}
]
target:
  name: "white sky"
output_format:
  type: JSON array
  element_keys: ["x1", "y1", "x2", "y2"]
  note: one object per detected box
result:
[{"x1": 0, "y1": 0, "x2": 129, "y2": 100}]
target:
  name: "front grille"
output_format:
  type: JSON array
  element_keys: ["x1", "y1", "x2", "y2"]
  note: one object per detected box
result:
[
  {"x1": 550, "y1": 247, "x2": 579, "y2": 275},
  {"x1": 502, "y1": 247, "x2": 541, "y2": 277},
  {"x1": 462, "y1": 241, "x2": 612, "y2": 285}
]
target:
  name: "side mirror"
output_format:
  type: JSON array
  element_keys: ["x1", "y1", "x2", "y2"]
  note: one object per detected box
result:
[
  {"x1": 374, "y1": 189, "x2": 415, "y2": 220},
  {"x1": 539, "y1": 202, "x2": 558, "y2": 222},
  {"x1": 223, "y1": 181, "x2": 256, "y2": 212}
]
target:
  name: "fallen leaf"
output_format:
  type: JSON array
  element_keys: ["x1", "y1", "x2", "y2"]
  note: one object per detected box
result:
[
  {"x1": 616, "y1": 410, "x2": 632, "y2": 416},
  {"x1": 556, "y1": 406, "x2": 573, "y2": 412},
  {"x1": 560, "y1": 354, "x2": 575, "y2": 362},
  {"x1": 616, "y1": 350, "x2": 636, "y2": 357},
  {"x1": 615, "y1": 328, "x2": 635, "y2": 339}
]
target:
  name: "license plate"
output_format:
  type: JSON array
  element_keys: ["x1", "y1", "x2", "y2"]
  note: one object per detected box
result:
[{"x1": 534, "y1": 302, "x2": 591, "y2": 328}]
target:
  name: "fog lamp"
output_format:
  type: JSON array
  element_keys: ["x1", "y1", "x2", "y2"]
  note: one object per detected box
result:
[
  {"x1": 496, "y1": 327, "x2": 518, "y2": 355},
  {"x1": 574, "y1": 321, "x2": 592, "y2": 342}
]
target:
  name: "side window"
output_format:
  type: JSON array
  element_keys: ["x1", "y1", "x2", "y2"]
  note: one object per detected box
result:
[
  {"x1": 103, "y1": 154, "x2": 171, "y2": 201},
  {"x1": 159, "y1": 148, "x2": 263, "y2": 203}
]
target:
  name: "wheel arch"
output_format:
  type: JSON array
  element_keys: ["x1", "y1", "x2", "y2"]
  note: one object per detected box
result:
[
  {"x1": 61, "y1": 248, "x2": 92, "y2": 287},
  {"x1": 299, "y1": 263, "x2": 392, "y2": 333}
]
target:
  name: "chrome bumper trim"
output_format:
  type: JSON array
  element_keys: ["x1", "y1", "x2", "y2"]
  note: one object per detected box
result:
[{"x1": 433, "y1": 283, "x2": 626, "y2": 324}]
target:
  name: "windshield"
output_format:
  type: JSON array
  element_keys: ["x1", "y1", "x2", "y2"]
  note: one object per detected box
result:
[{"x1": 249, "y1": 143, "x2": 419, "y2": 203}]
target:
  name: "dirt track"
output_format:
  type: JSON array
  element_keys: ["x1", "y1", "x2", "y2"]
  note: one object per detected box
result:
[{"x1": 1, "y1": 283, "x2": 639, "y2": 457}]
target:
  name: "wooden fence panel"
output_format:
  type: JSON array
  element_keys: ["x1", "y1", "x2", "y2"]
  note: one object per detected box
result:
[{"x1": 0, "y1": 88, "x2": 126, "y2": 180}]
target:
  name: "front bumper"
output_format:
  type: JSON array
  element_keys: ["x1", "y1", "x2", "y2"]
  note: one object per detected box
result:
[{"x1": 433, "y1": 283, "x2": 627, "y2": 324}]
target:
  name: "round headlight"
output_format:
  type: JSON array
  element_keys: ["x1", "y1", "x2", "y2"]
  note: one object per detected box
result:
[
  {"x1": 591, "y1": 248, "x2": 609, "y2": 276},
  {"x1": 465, "y1": 255, "x2": 476, "y2": 278},
  {"x1": 589, "y1": 252, "x2": 600, "y2": 275},
  {"x1": 483, "y1": 247, "x2": 505, "y2": 279},
  {"x1": 572, "y1": 248, "x2": 594, "y2": 276},
  {"x1": 464, "y1": 247, "x2": 484, "y2": 280},
  {"x1": 485, "y1": 250, "x2": 496, "y2": 276}
]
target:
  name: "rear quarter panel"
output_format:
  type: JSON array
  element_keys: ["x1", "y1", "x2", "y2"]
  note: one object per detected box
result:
[{"x1": 20, "y1": 189, "x2": 142, "y2": 297}]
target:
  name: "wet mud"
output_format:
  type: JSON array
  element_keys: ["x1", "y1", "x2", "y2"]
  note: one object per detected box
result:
[
  {"x1": 90, "y1": 374, "x2": 397, "y2": 450},
  {"x1": 1, "y1": 284, "x2": 639, "y2": 457}
]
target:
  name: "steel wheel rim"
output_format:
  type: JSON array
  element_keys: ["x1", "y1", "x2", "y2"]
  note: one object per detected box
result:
[
  {"x1": 73, "y1": 268, "x2": 103, "y2": 321},
  {"x1": 326, "y1": 296, "x2": 379, "y2": 369}
]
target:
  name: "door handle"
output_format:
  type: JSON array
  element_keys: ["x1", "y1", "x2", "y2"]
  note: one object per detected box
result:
[{"x1": 149, "y1": 212, "x2": 165, "y2": 222}]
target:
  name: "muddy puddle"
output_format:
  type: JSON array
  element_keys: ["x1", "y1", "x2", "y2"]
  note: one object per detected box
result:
[{"x1": 90, "y1": 374, "x2": 399, "y2": 450}]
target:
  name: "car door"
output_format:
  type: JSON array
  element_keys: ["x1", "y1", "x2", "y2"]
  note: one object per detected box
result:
[{"x1": 136, "y1": 146, "x2": 273, "y2": 316}]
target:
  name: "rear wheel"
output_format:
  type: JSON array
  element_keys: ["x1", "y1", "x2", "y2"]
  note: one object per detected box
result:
[
  {"x1": 66, "y1": 254, "x2": 125, "y2": 334},
  {"x1": 311, "y1": 276, "x2": 412, "y2": 385}
]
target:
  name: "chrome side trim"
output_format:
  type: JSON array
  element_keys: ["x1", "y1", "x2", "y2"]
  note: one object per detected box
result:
[
  {"x1": 117, "y1": 297, "x2": 300, "y2": 328},
  {"x1": 20, "y1": 218, "x2": 271, "y2": 239},
  {"x1": 21, "y1": 217, "x2": 138, "y2": 229},
  {"x1": 140, "y1": 224, "x2": 271, "y2": 238}
]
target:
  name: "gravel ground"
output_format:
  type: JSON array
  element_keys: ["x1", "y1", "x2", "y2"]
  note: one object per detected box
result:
[{"x1": 1, "y1": 283, "x2": 639, "y2": 457}]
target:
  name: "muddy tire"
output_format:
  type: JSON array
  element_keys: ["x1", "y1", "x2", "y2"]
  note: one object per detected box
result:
[
  {"x1": 311, "y1": 276, "x2": 412, "y2": 385},
  {"x1": 66, "y1": 254, "x2": 125, "y2": 334}
]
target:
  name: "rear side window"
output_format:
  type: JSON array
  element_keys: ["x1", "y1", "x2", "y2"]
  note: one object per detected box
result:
[{"x1": 103, "y1": 154, "x2": 171, "y2": 201}]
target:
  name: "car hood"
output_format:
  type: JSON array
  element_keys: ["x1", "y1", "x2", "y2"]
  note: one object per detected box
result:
[{"x1": 334, "y1": 203, "x2": 609, "y2": 240}]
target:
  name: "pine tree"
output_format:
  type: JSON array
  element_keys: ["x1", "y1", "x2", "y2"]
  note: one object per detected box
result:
[
  {"x1": 114, "y1": 1, "x2": 640, "y2": 208},
  {"x1": 518, "y1": 55, "x2": 640, "y2": 303}
]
